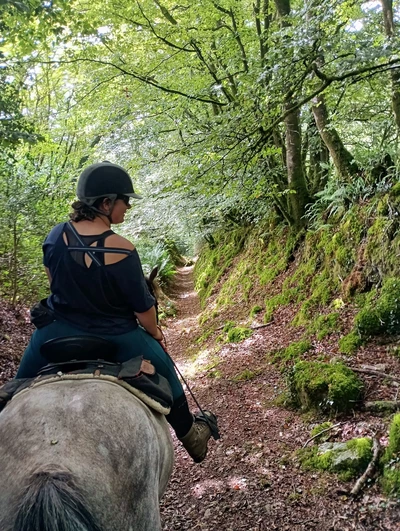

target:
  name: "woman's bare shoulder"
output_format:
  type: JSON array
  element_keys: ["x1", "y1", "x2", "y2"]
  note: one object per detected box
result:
[{"x1": 105, "y1": 233, "x2": 135, "y2": 251}]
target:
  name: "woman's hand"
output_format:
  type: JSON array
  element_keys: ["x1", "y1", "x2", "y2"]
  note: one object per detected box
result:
[
  {"x1": 153, "y1": 325, "x2": 168, "y2": 351},
  {"x1": 135, "y1": 307, "x2": 168, "y2": 350}
]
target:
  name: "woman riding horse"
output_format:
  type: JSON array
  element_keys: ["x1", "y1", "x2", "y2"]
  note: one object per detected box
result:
[{"x1": 16, "y1": 161, "x2": 216, "y2": 463}]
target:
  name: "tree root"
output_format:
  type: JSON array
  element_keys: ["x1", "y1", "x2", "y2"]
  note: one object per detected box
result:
[
  {"x1": 350, "y1": 436, "x2": 381, "y2": 497},
  {"x1": 351, "y1": 367, "x2": 400, "y2": 383}
]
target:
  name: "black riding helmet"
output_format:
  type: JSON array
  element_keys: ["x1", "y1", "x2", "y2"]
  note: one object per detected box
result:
[{"x1": 77, "y1": 161, "x2": 142, "y2": 206}]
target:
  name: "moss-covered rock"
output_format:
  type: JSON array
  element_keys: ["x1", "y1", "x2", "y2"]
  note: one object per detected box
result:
[
  {"x1": 299, "y1": 438, "x2": 373, "y2": 481},
  {"x1": 288, "y1": 361, "x2": 363, "y2": 412},
  {"x1": 381, "y1": 414, "x2": 400, "y2": 496},
  {"x1": 355, "y1": 278, "x2": 400, "y2": 337}
]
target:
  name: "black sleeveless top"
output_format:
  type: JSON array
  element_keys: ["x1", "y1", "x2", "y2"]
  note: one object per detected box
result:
[{"x1": 43, "y1": 222, "x2": 155, "y2": 334}]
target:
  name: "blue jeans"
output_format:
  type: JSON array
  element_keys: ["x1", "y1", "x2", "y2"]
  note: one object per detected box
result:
[{"x1": 16, "y1": 320, "x2": 184, "y2": 401}]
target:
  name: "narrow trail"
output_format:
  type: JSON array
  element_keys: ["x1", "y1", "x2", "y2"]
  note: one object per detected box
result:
[{"x1": 159, "y1": 268, "x2": 399, "y2": 531}]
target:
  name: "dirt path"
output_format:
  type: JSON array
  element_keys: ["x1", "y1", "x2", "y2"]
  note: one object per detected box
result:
[{"x1": 160, "y1": 267, "x2": 399, "y2": 531}]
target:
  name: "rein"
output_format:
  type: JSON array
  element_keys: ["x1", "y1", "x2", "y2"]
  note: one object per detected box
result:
[{"x1": 158, "y1": 328, "x2": 220, "y2": 441}]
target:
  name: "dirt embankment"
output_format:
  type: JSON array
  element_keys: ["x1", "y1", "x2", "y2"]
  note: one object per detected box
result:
[{"x1": 160, "y1": 267, "x2": 399, "y2": 531}]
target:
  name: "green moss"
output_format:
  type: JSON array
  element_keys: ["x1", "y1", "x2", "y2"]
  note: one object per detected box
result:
[
  {"x1": 223, "y1": 321, "x2": 235, "y2": 333},
  {"x1": 233, "y1": 368, "x2": 261, "y2": 381},
  {"x1": 288, "y1": 361, "x2": 363, "y2": 412},
  {"x1": 226, "y1": 326, "x2": 253, "y2": 343},
  {"x1": 382, "y1": 414, "x2": 400, "y2": 495},
  {"x1": 265, "y1": 288, "x2": 300, "y2": 323},
  {"x1": 195, "y1": 326, "x2": 216, "y2": 344},
  {"x1": 390, "y1": 182, "x2": 400, "y2": 197},
  {"x1": 298, "y1": 438, "x2": 372, "y2": 480},
  {"x1": 338, "y1": 331, "x2": 363, "y2": 354},
  {"x1": 194, "y1": 227, "x2": 249, "y2": 305},
  {"x1": 250, "y1": 305, "x2": 263, "y2": 318},
  {"x1": 310, "y1": 422, "x2": 334, "y2": 442},
  {"x1": 355, "y1": 278, "x2": 400, "y2": 337},
  {"x1": 307, "y1": 313, "x2": 340, "y2": 340},
  {"x1": 273, "y1": 339, "x2": 312, "y2": 366},
  {"x1": 387, "y1": 414, "x2": 400, "y2": 457}
]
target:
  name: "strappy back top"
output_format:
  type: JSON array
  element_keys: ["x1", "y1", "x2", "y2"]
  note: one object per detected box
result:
[{"x1": 42, "y1": 222, "x2": 155, "y2": 334}]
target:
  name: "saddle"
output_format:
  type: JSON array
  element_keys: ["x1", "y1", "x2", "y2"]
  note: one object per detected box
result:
[{"x1": 0, "y1": 336, "x2": 173, "y2": 415}]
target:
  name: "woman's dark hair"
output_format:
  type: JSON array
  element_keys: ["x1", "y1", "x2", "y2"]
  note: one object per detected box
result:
[{"x1": 69, "y1": 198, "x2": 106, "y2": 222}]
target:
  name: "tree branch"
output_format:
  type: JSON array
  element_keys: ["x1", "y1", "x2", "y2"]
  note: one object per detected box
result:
[
  {"x1": 153, "y1": 0, "x2": 178, "y2": 25},
  {"x1": 137, "y1": 3, "x2": 195, "y2": 52},
  {"x1": 267, "y1": 58, "x2": 400, "y2": 134},
  {"x1": 28, "y1": 58, "x2": 227, "y2": 106},
  {"x1": 190, "y1": 39, "x2": 234, "y2": 103}
]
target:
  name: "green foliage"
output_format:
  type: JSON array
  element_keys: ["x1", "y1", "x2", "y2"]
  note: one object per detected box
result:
[
  {"x1": 136, "y1": 240, "x2": 176, "y2": 286},
  {"x1": 310, "y1": 422, "x2": 334, "y2": 443},
  {"x1": 250, "y1": 305, "x2": 263, "y2": 318},
  {"x1": 222, "y1": 321, "x2": 236, "y2": 333},
  {"x1": 288, "y1": 361, "x2": 363, "y2": 413},
  {"x1": 305, "y1": 176, "x2": 394, "y2": 229},
  {"x1": 194, "y1": 228, "x2": 249, "y2": 305}
]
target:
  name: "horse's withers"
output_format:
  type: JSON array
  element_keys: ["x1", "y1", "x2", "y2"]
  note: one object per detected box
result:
[{"x1": 0, "y1": 379, "x2": 174, "y2": 531}]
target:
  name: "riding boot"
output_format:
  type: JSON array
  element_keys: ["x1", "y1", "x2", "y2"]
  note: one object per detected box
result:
[
  {"x1": 178, "y1": 413, "x2": 214, "y2": 463},
  {"x1": 166, "y1": 394, "x2": 218, "y2": 463}
]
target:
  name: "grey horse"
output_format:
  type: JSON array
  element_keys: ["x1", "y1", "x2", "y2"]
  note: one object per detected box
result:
[{"x1": 0, "y1": 379, "x2": 174, "y2": 531}]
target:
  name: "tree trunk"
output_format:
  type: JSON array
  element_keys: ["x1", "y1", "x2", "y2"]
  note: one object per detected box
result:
[
  {"x1": 285, "y1": 104, "x2": 310, "y2": 228},
  {"x1": 273, "y1": 0, "x2": 309, "y2": 228},
  {"x1": 380, "y1": 0, "x2": 400, "y2": 129},
  {"x1": 307, "y1": 115, "x2": 329, "y2": 194},
  {"x1": 312, "y1": 94, "x2": 358, "y2": 179}
]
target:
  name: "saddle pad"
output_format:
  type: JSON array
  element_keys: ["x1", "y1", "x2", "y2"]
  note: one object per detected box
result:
[{"x1": 13, "y1": 374, "x2": 171, "y2": 415}]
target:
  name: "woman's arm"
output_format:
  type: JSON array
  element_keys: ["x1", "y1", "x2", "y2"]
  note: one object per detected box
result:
[{"x1": 135, "y1": 306, "x2": 163, "y2": 340}]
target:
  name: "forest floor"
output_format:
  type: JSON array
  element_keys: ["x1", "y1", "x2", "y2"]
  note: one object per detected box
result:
[{"x1": 1, "y1": 267, "x2": 400, "y2": 530}]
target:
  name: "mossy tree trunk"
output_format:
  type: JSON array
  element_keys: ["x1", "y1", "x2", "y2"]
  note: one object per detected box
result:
[
  {"x1": 306, "y1": 114, "x2": 330, "y2": 195},
  {"x1": 274, "y1": 0, "x2": 310, "y2": 229},
  {"x1": 380, "y1": 0, "x2": 400, "y2": 130},
  {"x1": 312, "y1": 93, "x2": 359, "y2": 180},
  {"x1": 285, "y1": 103, "x2": 310, "y2": 228}
]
